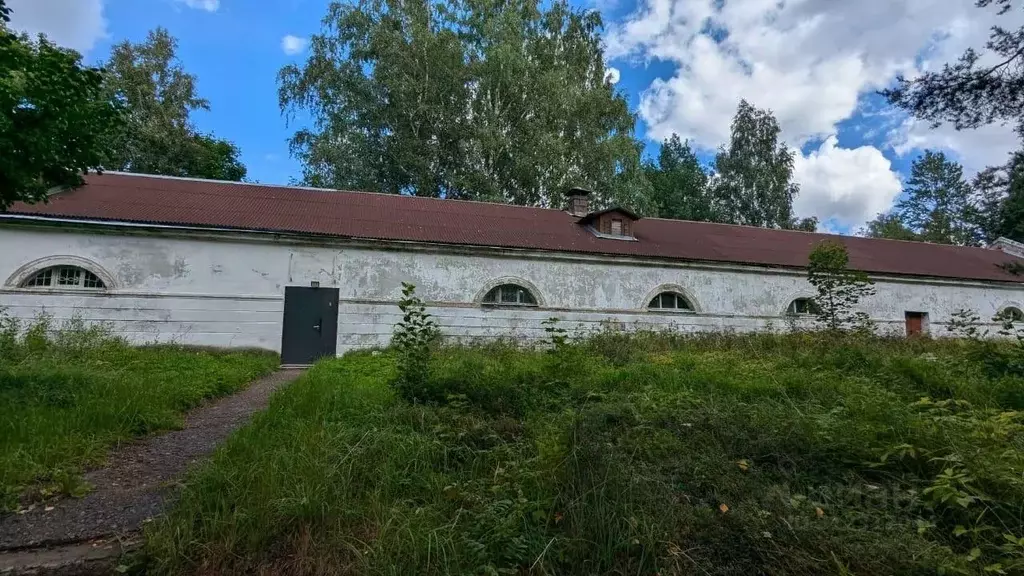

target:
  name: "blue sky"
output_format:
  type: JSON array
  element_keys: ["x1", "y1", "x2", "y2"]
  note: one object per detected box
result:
[
  {"x1": 8, "y1": 0, "x2": 1023, "y2": 231},
  {"x1": 91, "y1": 0, "x2": 322, "y2": 186}
]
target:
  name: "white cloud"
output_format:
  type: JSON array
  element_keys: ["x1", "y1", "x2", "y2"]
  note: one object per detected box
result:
[
  {"x1": 889, "y1": 118, "x2": 1020, "y2": 175},
  {"x1": 608, "y1": 0, "x2": 1022, "y2": 224},
  {"x1": 281, "y1": 34, "x2": 309, "y2": 56},
  {"x1": 793, "y1": 137, "x2": 903, "y2": 230},
  {"x1": 6, "y1": 0, "x2": 106, "y2": 53},
  {"x1": 604, "y1": 66, "x2": 621, "y2": 84},
  {"x1": 177, "y1": 0, "x2": 219, "y2": 11}
]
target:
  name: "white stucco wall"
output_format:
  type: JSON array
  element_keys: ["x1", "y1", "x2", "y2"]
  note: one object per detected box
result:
[{"x1": 2, "y1": 224, "x2": 1023, "y2": 354}]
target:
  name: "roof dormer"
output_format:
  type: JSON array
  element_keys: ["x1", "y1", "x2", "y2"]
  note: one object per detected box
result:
[{"x1": 578, "y1": 207, "x2": 640, "y2": 241}]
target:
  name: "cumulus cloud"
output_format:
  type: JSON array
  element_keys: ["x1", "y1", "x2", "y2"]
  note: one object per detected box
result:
[
  {"x1": 281, "y1": 34, "x2": 309, "y2": 56},
  {"x1": 889, "y1": 119, "x2": 1020, "y2": 175},
  {"x1": 6, "y1": 0, "x2": 106, "y2": 53},
  {"x1": 607, "y1": 0, "x2": 1021, "y2": 226},
  {"x1": 604, "y1": 66, "x2": 621, "y2": 84},
  {"x1": 793, "y1": 137, "x2": 903, "y2": 230},
  {"x1": 177, "y1": 0, "x2": 219, "y2": 11}
]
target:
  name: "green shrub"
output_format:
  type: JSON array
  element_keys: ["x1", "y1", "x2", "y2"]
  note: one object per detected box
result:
[{"x1": 389, "y1": 282, "x2": 440, "y2": 403}]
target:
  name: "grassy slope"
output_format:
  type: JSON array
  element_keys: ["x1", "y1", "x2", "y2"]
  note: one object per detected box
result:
[
  {"x1": 0, "y1": 320, "x2": 278, "y2": 510},
  {"x1": 146, "y1": 333, "x2": 1024, "y2": 575}
]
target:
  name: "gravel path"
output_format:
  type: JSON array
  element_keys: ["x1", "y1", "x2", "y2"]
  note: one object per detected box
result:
[{"x1": 0, "y1": 368, "x2": 303, "y2": 553}]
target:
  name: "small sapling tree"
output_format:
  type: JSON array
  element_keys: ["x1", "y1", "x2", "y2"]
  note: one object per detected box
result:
[
  {"x1": 948, "y1": 308, "x2": 984, "y2": 340},
  {"x1": 542, "y1": 317, "x2": 569, "y2": 352},
  {"x1": 390, "y1": 282, "x2": 440, "y2": 402},
  {"x1": 807, "y1": 240, "x2": 876, "y2": 332}
]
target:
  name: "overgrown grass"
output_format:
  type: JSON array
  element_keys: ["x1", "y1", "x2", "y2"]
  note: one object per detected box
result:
[
  {"x1": 144, "y1": 332, "x2": 1024, "y2": 575},
  {"x1": 0, "y1": 314, "x2": 278, "y2": 511}
]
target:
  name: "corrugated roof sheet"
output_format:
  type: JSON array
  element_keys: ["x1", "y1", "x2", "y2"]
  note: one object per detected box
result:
[{"x1": 3, "y1": 172, "x2": 1023, "y2": 283}]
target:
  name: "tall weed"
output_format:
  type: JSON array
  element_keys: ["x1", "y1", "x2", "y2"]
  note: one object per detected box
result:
[{"x1": 144, "y1": 331, "x2": 1024, "y2": 575}]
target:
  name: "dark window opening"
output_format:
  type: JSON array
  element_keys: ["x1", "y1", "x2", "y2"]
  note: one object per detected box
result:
[
  {"x1": 482, "y1": 284, "x2": 538, "y2": 306},
  {"x1": 648, "y1": 292, "x2": 693, "y2": 312},
  {"x1": 787, "y1": 298, "x2": 820, "y2": 316}
]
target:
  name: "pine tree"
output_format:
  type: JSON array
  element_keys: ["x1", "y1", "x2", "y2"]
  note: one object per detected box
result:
[
  {"x1": 807, "y1": 241, "x2": 876, "y2": 331},
  {"x1": 710, "y1": 100, "x2": 799, "y2": 228},
  {"x1": 996, "y1": 153, "x2": 1024, "y2": 241},
  {"x1": 975, "y1": 150, "x2": 1024, "y2": 243},
  {"x1": 894, "y1": 151, "x2": 980, "y2": 246},
  {"x1": 883, "y1": 0, "x2": 1024, "y2": 133}
]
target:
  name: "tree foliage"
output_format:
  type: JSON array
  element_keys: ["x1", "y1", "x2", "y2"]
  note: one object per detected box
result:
[
  {"x1": 862, "y1": 212, "x2": 920, "y2": 241},
  {"x1": 883, "y1": 0, "x2": 1024, "y2": 132},
  {"x1": 279, "y1": 0, "x2": 651, "y2": 212},
  {"x1": 644, "y1": 134, "x2": 710, "y2": 221},
  {"x1": 975, "y1": 150, "x2": 1024, "y2": 242},
  {"x1": 882, "y1": 2, "x2": 1024, "y2": 247},
  {"x1": 861, "y1": 151, "x2": 986, "y2": 245},
  {"x1": 0, "y1": 0, "x2": 122, "y2": 210},
  {"x1": 898, "y1": 150, "x2": 981, "y2": 245},
  {"x1": 788, "y1": 216, "x2": 819, "y2": 232},
  {"x1": 996, "y1": 158, "x2": 1024, "y2": 242},
  {"x1": 709, "y1": 100, "x2": 800, "y2": 228},
  {"x1": 101, "y1": 28, "x2": 246, "y2": 181},
  {"x1": 807, "y1": 240, "x2": 876, "y2": 331}
]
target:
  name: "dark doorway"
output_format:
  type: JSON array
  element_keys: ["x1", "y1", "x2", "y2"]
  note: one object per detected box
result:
[
  {"x1": 281, "y1": 286, "x2": 339, "y2": 365},
  {"x1": 905, "y1": 311, "x2": 927, "y2": 337}
]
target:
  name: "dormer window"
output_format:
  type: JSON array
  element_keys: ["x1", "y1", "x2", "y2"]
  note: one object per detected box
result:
[{"x1": 577, "y1": 207, "x2": 639, "y2": 241}]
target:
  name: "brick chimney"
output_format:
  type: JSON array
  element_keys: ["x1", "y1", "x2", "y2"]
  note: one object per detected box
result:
[{"x1": 566, "y1": 187, "x2": 592, "y2": 217}]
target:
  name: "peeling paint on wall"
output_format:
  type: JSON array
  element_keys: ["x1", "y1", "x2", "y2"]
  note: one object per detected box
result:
[{"x1": 3, "y1": 226, "x2": 1024, "y2": 354}]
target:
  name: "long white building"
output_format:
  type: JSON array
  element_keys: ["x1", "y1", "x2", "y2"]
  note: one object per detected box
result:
[{"x1": 2, "y1": 173, "x2": 1023, "y2": 363}]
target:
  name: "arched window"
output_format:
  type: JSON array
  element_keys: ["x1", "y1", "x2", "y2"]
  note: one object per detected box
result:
[
  {"x1": 481, "y1": 284, "x2": 538, "y2": 306},
  {"x1": 20, "y1": 266, "x2": 106, "y2": 290},
  {"x1": 1000, "y1": 306, "x2": 1024, "y2": 322},
  {"x1": 648, "y1": 292, "x2": 694, "y2": 312},
  {"x1": 787, "y1": 298, "x2": 820, "y2": 316}
]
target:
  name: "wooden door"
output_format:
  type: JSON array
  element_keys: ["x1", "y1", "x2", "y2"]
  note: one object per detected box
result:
[{"x1": 905, "y1": 312, "x2": 925, "y2": 337}]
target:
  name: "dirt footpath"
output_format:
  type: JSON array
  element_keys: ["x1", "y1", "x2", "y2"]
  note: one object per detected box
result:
[{"x1": 0, "y1": 368, "x2": 304, "y2": 574}]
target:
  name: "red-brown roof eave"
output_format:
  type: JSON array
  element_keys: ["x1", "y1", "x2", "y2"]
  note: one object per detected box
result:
[{"x1": 3, "y1": 172, "x2": 1023, "y2": 284}]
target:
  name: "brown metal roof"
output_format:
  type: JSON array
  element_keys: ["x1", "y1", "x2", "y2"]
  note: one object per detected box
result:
[{"x1": 3, "y1": 172, "x2": 1023, "y2": 283}]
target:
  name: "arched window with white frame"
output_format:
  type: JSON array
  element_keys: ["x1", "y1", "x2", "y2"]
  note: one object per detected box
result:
[
  {"x1": 647, "y1": 291, "x2": 694, "y2": 312},
  {"x1": 19, "y1": 265, "x2": 107, "y2": 290},
  {"x1": 480, "y1": 283, "x2": 539, "y2": 306}
]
